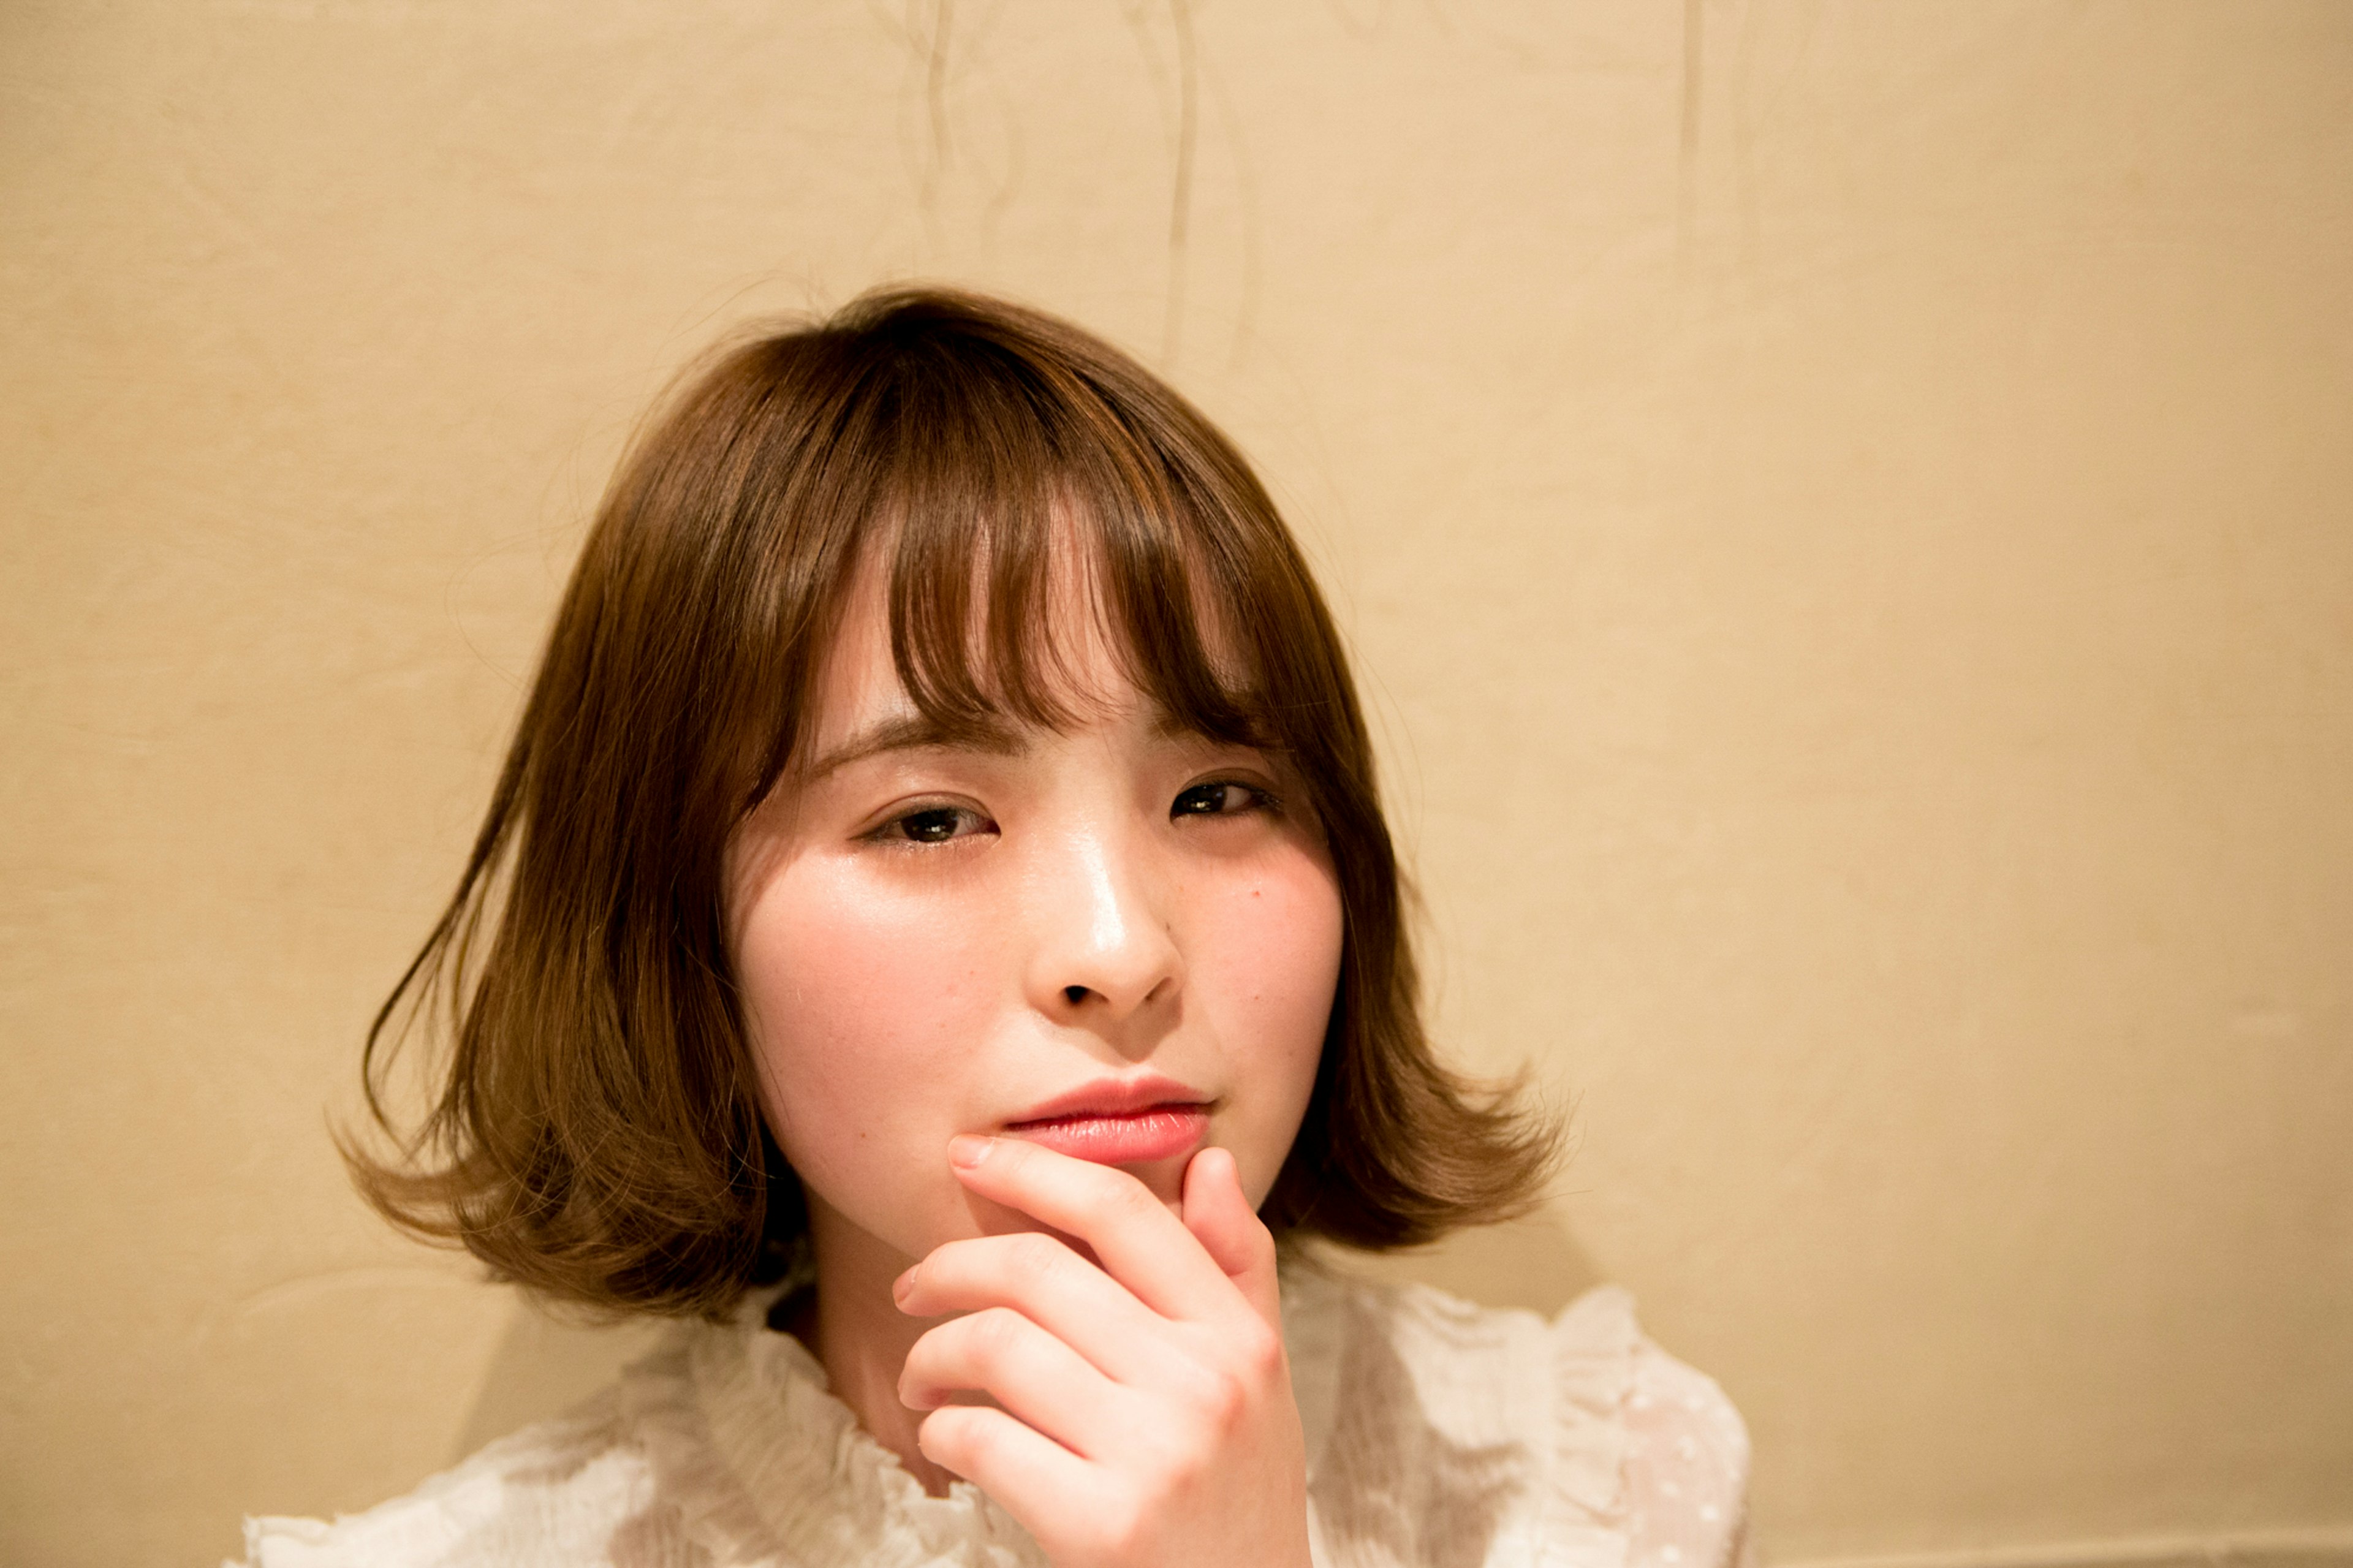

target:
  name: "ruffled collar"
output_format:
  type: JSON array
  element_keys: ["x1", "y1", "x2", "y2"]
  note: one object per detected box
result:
[{"x1": 616, "y1": 1251, "x2": 1352, "y2": 1568}]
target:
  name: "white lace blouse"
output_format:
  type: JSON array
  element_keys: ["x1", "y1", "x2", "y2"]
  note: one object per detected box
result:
[{"x1": 234, "y1": 1259, "x2": 1751, "y2": 1568}]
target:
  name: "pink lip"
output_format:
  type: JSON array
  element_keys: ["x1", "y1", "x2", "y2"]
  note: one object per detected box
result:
[
  {"x1": 1006, "y1": 1106, "x2": 1210, "y2": 1165},
  {"x1": 1002, "y1": 1076, "x2": 1212, "y2": 1166}
]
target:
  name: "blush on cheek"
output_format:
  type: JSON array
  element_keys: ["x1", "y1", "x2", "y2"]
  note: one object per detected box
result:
[
  {"x1": 732, "y1": 863, "x2": 1004, "y2": 1243},
  {"x1": 1233, "y1": 863, "x2": 1345, "y2": 1017},
  {"x1": 1195, "y1": 857, "x2": 1345, "y2": 1206},
  {"x1": 764, "y1": 862, "x2": 993, "y2": 1048}
]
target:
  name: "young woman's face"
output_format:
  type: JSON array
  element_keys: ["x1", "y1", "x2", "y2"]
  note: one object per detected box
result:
[{"x1": 726, "y1": 564, "x2": 1344, "y2": 1280}]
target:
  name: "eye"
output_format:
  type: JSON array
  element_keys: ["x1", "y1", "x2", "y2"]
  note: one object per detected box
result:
[
  {"x1": 1170, "y1": 780, "x2": 1271, "y2": 820},
  {"x1": 874, "y1": 804, "x2": 993, "y2": 845}
]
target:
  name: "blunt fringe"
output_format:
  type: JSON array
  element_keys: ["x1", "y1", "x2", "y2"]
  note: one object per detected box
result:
[{"x1": 347, "y1": 286, "x2": 1561, "y2": 1318}]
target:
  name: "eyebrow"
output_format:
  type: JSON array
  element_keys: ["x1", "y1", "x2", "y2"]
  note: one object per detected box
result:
[
  {"x1": 800, "y1": 711, "x2": 1031, "y2": 781},
  {"x1": 801, "y1": 700, "x2": 1268, "y2": 783}
]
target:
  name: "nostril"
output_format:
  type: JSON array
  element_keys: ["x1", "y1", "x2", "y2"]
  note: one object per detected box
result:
[{"x1": 1062, "y1": 985, "x2": 1089, "y2": 1006}]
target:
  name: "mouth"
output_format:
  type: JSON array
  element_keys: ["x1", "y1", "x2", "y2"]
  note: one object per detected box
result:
[{"x1": 1001, "y1": 1076, "x2": 1213, "y2": 1166}]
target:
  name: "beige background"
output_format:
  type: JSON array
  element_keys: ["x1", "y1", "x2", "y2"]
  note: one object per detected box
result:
[{"x1": 4, "y1": 2, "x2": 2349, "y2": 1564}]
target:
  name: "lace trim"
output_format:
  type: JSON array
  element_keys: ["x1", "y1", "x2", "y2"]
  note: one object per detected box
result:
[
  {"x1": 1289, "y1": 1270, "x2": 1646, "y2": 1568},
  {"x1": 617, "y1": 1332, "x2": 783, "y2": 1567},
  {"x1": 622, "y1": 1280, "x2": 1044, "y2": 1568},
  {"x1": 1537, "y1": 1285, "x2": 1642, "y2": 1568},
  {"x1": 1550, "y1": 1286, "x2": 1642, "y2": 1517}
]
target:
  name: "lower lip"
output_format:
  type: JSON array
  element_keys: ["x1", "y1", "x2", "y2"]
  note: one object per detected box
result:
[{"x1": 1005, "y1": 1105, "x2": 1210, "y2": 1165}]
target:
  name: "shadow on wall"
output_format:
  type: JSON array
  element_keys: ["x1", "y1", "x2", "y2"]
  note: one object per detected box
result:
[
  {"x1": 451, "y1": 1309, "x2": 667, "y2": 1463},
  {"x1": 449, "y1": 1207, "x2": 1605, "y2": 1463},
  {"x1": 1331, "y1": 1208, "x2": 1608, "y2": 1320}
]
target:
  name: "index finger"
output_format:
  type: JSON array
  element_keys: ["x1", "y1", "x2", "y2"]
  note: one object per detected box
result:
[{"x1": 948, "y1": 1134, "x2": 1246, "y2": 1324}]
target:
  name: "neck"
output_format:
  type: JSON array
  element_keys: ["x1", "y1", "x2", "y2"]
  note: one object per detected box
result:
[{"x1": 797, "y1": 1197, "x2": 964, "y2": 1499}]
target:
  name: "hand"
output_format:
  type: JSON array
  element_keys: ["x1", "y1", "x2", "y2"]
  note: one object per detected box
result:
[{"x1": 892, "y1": 1136, "x2": 1313, "y2": 1568}]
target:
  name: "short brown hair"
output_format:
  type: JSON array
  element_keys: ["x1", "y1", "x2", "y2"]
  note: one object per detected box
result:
[{"x1": 350, "y1": 287, "x2": 1558, "y2": 1318}]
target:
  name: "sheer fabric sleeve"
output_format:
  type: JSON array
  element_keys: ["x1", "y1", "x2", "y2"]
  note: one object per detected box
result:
[{"x1": 1618, "y1": 1338, "x2": 1752, "y2": 1568}]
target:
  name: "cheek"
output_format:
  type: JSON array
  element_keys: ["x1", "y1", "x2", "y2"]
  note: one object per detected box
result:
[
  {"x1": 733, "y1": 857, "x2": 998, "y2": 1197},
  {"x1": 1194, "y1": 849, "x2": 1346, "y2": 1196}
]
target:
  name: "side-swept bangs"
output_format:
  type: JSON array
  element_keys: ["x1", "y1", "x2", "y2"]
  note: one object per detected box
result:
[{"x1": 350, "y1": 287, "x2": 1557, "y2": 1319}]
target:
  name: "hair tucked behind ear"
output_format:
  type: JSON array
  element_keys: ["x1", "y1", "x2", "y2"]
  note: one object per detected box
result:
[{"x1": 344, "y1": 286, "x2": 1560, "y2": 1319}]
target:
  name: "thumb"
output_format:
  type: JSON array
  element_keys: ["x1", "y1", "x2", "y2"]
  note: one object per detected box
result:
[{"x1": 1181, "y1": 1146, "x2": 1281, "y2": 1325}]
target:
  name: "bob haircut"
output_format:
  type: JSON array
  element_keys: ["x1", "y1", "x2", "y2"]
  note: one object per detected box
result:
[{"x1": 353, "y1": 287, "x2": 1558, "y2": 1319}]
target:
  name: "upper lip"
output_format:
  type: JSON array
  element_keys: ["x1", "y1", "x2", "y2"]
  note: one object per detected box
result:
[{"x1": 1005, "y1": 1074, "x2": 1211, "y2": 1126}]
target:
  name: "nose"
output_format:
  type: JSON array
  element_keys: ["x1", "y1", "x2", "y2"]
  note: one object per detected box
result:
[{"x1": 1025, "y1": 823, "x2": 1183, "y2": 1029}]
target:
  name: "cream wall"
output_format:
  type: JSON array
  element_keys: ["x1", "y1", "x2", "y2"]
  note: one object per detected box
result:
[{"x1": 4, "y1": 4, "x2": 2349, "y2": 1564}]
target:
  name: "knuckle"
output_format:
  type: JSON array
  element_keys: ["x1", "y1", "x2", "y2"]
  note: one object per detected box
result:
[
  {"x1": 1234, "y1": 1320, "x2": 1284, "y2": 1382},
  {"x1": 1004, "y1": 1231, "x2": 1067, "y2": 1285},
  {"x1": 1169, "y1": 1353, "x2": 1252, "y2": 1434},
  {"x1": 1105, "y1": 1171, "x2": 1159, "y2": 1222},
  {"x1": 1202, "y1": 1366, "x2": 1251, "y2": 1431},
  {"x1": 1089, "y1": 1490, "x2": 1150, "y2": 1560},
  {"x1": 970, "y1": 1306, "x2": 1029, "y2": 1362}
]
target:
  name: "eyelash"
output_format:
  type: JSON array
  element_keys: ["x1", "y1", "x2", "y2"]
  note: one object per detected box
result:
[
  {"x1": 1170, "y1": 779, "x2": 1278, "y2": 820},
  {"x1": 868, "y1": 803, "x2": 991, "y2": 847},
  {"x1": 865, "y1": 779, "x2": 1276, "y2": 848}
]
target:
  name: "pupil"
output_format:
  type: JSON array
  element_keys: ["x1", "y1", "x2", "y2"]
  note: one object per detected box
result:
[{"x1": 905, "y1": 810, "x2": 957, "y2": 841}]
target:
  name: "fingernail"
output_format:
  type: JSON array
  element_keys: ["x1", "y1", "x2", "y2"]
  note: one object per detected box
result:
[
  {"x1": 949, "y1": 1133, "x2": 995, "y2": 1169},
  {"x1": 892, "y1": 1268, "x2": 914, "y2": 1307}
]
